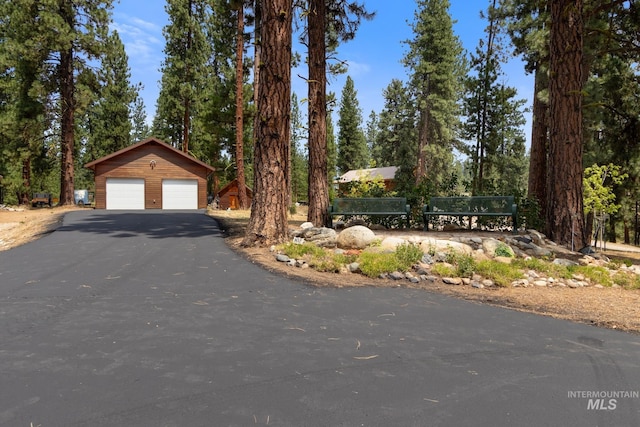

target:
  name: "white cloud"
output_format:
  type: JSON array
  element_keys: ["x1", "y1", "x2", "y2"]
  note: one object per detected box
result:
[{"x1": 345, "y1": 60, "x2": 371, "y2": 77}]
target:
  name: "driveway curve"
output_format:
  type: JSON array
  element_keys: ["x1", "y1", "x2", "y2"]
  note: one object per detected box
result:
[{"x1": 0, "y1": 210, "x2": 638, "y2": 426}]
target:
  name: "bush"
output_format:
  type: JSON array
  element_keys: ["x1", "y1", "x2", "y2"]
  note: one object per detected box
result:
[
  {"x1": 358, "y1": 243, "x2": 423, "y2": 278},
  {"x1": 445, "y1": 251, "x2": 476, "y2": 278},
  {"x1": 475, "y1": 260, "x2": 524, "y2": 287}
]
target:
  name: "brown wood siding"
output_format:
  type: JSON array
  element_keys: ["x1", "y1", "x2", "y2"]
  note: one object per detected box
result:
[
  {"x1": 217, "y1": 180, "x2": 253, "y2": 210},
  {"x1": 92, "y1": 143, "x2": 210, "y2": 209}
]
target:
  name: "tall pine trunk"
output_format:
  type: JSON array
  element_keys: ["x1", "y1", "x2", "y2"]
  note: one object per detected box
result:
[
  {"x1": 59, "y1": 46, "x2": 75, "y2": 206},
  {"x1": 528, "y1": 68, "x2": 548, "y2": 222},
  {"x1": 307, "y1": 0, "x2": 329, "y2": 227},
  {"x1": 235, "y1": 3, "x2": 248, "y2": 209},
  {"x1": 546, "y1": 0, "x2": 586, "y2": 249},
  {"x1": 242, "y1": 0, "x2": 292, "y2": 246}
]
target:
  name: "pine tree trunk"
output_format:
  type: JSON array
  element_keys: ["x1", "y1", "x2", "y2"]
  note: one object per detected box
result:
[
  {"x1": 241, "y1": 0, "x2": 292, "y2": 247},
  {"x1": 416, "y1": 104, "x2": 429, "y2": 185},
  {"x1": 59, "y1": 46, "x2": 75, "y2": 206},
  {"x1": 528, "y1": 68, "x2": 548, "y2": 221},
  {"x1": 546, "y1": 0, "x2": 586, "y2": 249},
  {"x1": 307, "y1": 0, "x2": 329, "y2": 227},
  {"x1": 235, "y1": 4, "x2": 248, "y2": 209}
]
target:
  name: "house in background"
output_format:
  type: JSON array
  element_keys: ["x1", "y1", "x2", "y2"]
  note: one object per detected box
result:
[
  {"x1": 337, "y1": 166, "x2": 398, "y2": 193},
  {"x1": 85, "y1": 137, "x2": 215, "y2": 210},
  {"x1": 216, "y1": 179, "x2": 253, "y2": 210}
]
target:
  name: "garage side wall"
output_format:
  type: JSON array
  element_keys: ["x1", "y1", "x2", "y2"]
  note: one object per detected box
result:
[{"x1": 93, "y1": 144, "x2": 209, "y2": 209}]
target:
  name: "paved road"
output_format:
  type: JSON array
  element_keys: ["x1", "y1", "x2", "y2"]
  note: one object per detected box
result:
[{"x1": 0, "y1": 211, "x2": 639, "y2": 426}]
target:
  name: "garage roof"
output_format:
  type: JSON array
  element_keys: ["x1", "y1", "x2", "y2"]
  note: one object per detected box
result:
[{"x1": 84, "y1": 137, "x2": 215, "y2": 172}]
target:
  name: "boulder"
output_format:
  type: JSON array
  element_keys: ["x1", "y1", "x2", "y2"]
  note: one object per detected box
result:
[
  {"x1": 379, "y1": 236, "x2": 407, "y2": 251},
  {"x1": 419, "y1": 238, "x2": 474, "y2": 256},
  {"x1": 336, "y1": 225, "x2": 376, "y2": 249}
]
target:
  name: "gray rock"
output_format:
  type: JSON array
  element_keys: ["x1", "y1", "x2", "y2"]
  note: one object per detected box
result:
[
  {"x1": 421, "y1": 254, "x2": 434, "y2": 265},
  {"x1": 389, "y1": 271, "x2": 406, "y2": 280},
  {"x1": 300, "y1": 221, "x2": 314, "y2": 229},
  {"x1": 348, "y1": 262, "x2": 361, "y2": 273},
  {"x1": 472, "y1": 282, "x2": 484, "y2": 289},
  {"x1": 553, "y1": 258, "x2": 579, "y2": 267},
  {"x1": 302, "y1": 227, "x2": 338, "y2": 248},
  {"x1": 443, "y1": 277, "x2": 463, "y2": 285},
  {"x1": 276, "y1": 254, "x2": 290, "y2": 263},
  {"x1": 336, "y1": 225, "x2": 376, "y2": 249}
]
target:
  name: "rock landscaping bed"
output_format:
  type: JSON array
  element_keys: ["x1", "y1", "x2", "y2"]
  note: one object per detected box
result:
[{"x1": 215, "y1": 212, "x2": 640, "y2": 334}]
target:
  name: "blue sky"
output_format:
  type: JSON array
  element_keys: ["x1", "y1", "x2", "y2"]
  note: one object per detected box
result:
[{"x1": 111, "y1": 0, "x2": 533, "y2": 144}]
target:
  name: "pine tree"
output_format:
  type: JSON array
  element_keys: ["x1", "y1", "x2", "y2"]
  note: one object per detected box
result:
[
  {"x1": 155, "y1": 0, "x2": 211, "y2": 153},
  {"x1": 242, "y1": 0, "x2": 293, "y2": 246},
  {"x1": 0, "y1": 0, "x2": 50, "y2": 203},
  {"x1": 131, "y1": 90, "x2": 151, "y2": 142},
  {"x1": 372, "y1": 79, "x2": 418, "y2": 192},
  {"x1": 55, "y1": 0, "x2": 113, "y2": 205},
  {"x1": 85, "y1": 31, "x2": 136, "y2": 160},
  {"x1": 290, "y1": 93, "x2": 308, "y2": 204},
  {"x1": 305, "y1": 0, "x2": 374, "y2": 226},
  {"x1": 337, "y1": 76, "x2": 368, "y2": 174},
  {"x1": 497, "y1": 0, "x2": 550, "y2": 220},
  {"x1": 403, "y1": 0, "x2": 464, "y2": 189},
  {"x1": 546, "y1": 0, "x2": 586, "y2": 248},
  {"x1": 461, "y1": 2, "x2": 528, "y2": 197}
]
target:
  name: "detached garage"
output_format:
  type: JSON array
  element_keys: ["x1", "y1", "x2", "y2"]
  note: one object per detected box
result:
[{"x1": 85, "y1": 137, "x2": 215, "y2": 210}]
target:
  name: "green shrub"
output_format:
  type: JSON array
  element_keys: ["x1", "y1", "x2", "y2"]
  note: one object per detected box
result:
[
  {"x1": 281, "y1": 242, "x2": 326, "y2": 259},
  {"x1": 431, "y1": 263, "x2": 456, "y2": 277},
  {"x1": 394, "y1": 243, "x2": 424, "y2": 267},
  {"x1": 475, "y1": 260, "x2": 525, "y2": 287},
  {"x1": 358, "y1": 251, "x2": 403, "y2": 277},
  {"x1": 494, "y1": 242, "x2": 514, "y2": 258},
  {"x1": 573, "y1": 265, "x2": 613, "y2": 287},
  {"x1": 444, "y1": 251, "x2": 476, "y2": 278},
  {"x1": 358, "y1": 243, "x2": 424, "y2": 277}
]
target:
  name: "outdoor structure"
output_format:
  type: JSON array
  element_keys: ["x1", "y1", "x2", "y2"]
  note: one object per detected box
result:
[
  {"x1": 217, "y1": 179, "x2": 253, "y2": 210},
  {"x1": 337, "y1": 166, "x2": 398, "y2": 192},
  {"x1": 85, "y1": 137, "x2": 215, "y2": 210}
]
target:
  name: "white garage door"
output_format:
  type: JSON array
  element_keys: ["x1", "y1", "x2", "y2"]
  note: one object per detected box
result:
[
  {"x1": 162, "y1": 179, "x2": 198, "y2": 210},
  {"x1": 106, "y1": 178, "x2": 145, "y2": 210}
]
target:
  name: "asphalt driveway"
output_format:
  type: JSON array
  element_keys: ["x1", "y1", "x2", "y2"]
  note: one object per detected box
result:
[{"x1": 0, "y1": 210, "x2": 638, "y2": 426}]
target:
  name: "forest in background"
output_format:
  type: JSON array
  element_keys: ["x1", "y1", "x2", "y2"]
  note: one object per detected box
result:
[{"x1": 1, "y1": 1, "x2": 639, "y2": 248}]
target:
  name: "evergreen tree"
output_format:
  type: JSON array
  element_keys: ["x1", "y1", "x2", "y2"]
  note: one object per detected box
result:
[
  {"x1": 336, "y1": 76, "x2": 368, "y2": 174},
  {"x1": 326, "y1": 92, "x2": 338, "y2": 201},
  {"x1": 131, "y1": 90, "x2": 151, "y2": 142},
  {"x1": 54, "y1": 0, "x2": 113, "y2": 205},
  {"x1": 290, "y1": 92, "x2": 308, "y2": 204},
  {"x1": 0, "y1": 0, "x2": 50, "y2": 203},
  {"x1": 242, "y1": 0, "x2": 293, "y2": 246},
  {"x1": 461, "y1": 2, "x2": 528, "y2": 197},
  {"x1": 497, "y1": 0, "x2": 550, "y2": 219},
  {"x1": 155, "y1": 0, "x2": 211, "y2": 153},
  {"x1": 85, "y1": 30, "x2": 136, "y2": 160},
  {"x1": 364, "y1": 110, "x2": 378, "y2": 165},
  {"x1": 303, "y1": 0, "x2": 373, "y2": 226},
  {"x1": 371, "y1": 79, "x2": 419, "y2": 195},
  {"x1": 403, "y1": 0, "x2": 464, "y2": 191},
  {"x1": 546, "y1": 0, "x2": 586, "y2": 248}
]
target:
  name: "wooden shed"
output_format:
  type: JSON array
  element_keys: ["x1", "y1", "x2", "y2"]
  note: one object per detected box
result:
[
  {"x1": 84, "y1": 137, "x2": 215, "y2": 210},
  {"x1": 217, "y1": 179, "x2": 253, "y2": 210}
]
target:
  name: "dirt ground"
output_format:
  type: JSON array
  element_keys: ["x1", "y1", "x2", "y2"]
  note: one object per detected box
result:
[{"x1": 2, "y1": 205, "x2": 640, "y2": 334}]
